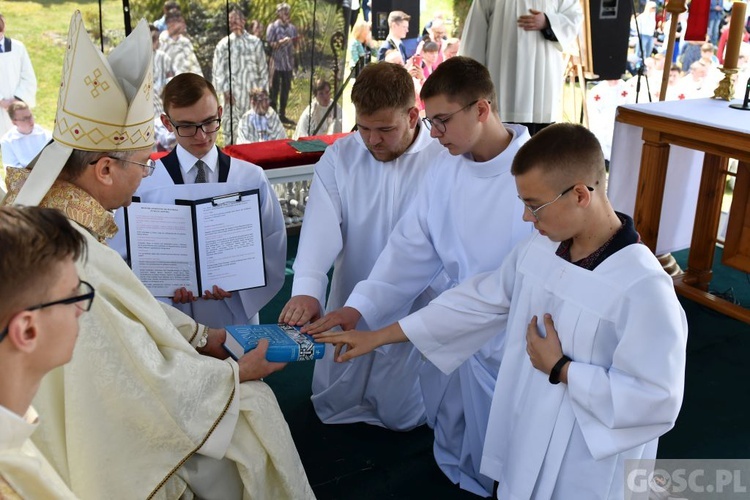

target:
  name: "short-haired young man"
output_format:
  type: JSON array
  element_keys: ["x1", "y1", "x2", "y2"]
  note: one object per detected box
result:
[
  {"x1": 302, "y1": 56, "x2": 533, "y2": 496},
  {"x1": 293, "y1": 79, "x2": 342, "y2": 139},
  {"x1": 317, "y1": 123, "x2": 688, "y2": 499},
  {"x1": 279, "y1": 62, "x2": 444, "y2": 430},
  {"x1": 0, "y1": 205, "x2": 89, "y2": 499},
  {"x1": 1, "y1": 101, "x2": 51, "y2": 168},
  {"x1": 114, "y1": 72, "x2": 286, "y2": 328},
  {"x1": 377, "y1": 10, "x2": 411, "y2": 62}
]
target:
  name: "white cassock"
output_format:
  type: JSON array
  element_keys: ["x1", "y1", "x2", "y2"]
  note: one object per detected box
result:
[
  {"x1": 292, "y1": 101, "x2": 343, "y2": 139},
  {"x1": 401, "y1": 233, "x2": 687, "y2": 499},
  {"x1": 346, "y1": 124, "x2": 533, "y2": 497},
  {"x1": 295, "y1": 125, "x2": 444, "y2": 430},
  {"x1": 0, "y1": 38, "x2": 37, "y2": 136},
  {"x1": 0, "y1": 406, "x2": 78, "y2": 499},
  {"x1": 1, "y1": 124, "x2": 52, "y2": 168},
  {"x1": 459, "y1": 0, "x2": 582, "y2": 124},
  {"x1": 110, "y1": 145, "x2": 286, "y2": 328}
]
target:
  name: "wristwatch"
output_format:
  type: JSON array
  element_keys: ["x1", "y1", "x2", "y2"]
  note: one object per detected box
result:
[{"x1": 196, "y1": 327, "x2": 209, "y2": 350}]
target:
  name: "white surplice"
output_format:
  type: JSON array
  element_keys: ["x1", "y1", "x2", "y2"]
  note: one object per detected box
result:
[
  {"x1": 345, "y1": 124, "x2": 532, "y2": 497},
  {"x1": 459, "y1": 0, "x2": 582, "y2": 124},
  {"x1": 0, "y1": 406, "x2": 78, "y2": 500},
  {"x1": 401, "y1": 233, "x2": 687, "y2": 499},
  {"x1": 0, "y1": 38, "x2": 37, "y2": 136},
  {"x1": 295, "y1": 124, "x2": 444, "y2": 430},
  {"x1": 110, "y1": 145, "x2": 286, "y2": 328}
]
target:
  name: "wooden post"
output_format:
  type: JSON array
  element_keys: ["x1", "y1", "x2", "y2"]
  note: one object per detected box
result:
[{"x1": 659, "y1": 0, "x2": 687, "y2": 101}]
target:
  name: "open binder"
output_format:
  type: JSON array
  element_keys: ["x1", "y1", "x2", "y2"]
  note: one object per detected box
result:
[{"x1": 124, "y1": 189, "x2": 266, "y2": 298}]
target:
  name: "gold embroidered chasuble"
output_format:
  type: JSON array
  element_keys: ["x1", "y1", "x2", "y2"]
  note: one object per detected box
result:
[{"x1": 3, "y1": 169, "x2": 314, "y2": 499}]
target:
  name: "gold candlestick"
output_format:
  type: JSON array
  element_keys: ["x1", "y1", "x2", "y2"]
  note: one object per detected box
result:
[{"x1": 713, "y1": 67, "x2": 738, "y2": 101}]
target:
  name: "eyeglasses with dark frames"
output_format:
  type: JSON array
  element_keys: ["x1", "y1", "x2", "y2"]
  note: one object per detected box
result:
[
  {"x1": 422, "y1": 100, "x2": 481, "y2": 134},
  {"x1": 519, "y1": 185, "x2": 595, "y2": 221},
  {"x1": 88, "y1": 156, "x2": 156, "y2": 177},
  {"x1": 167, "y1": 116, "x2": 222, "y2": 137},
  {"x1": 0, "y1": 280, "x2": 95, "y2": 342}
]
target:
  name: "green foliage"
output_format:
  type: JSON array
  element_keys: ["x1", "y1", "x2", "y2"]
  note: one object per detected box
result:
[{"x1": 452, "y1": 0, "x2": 472, "y2": 36}]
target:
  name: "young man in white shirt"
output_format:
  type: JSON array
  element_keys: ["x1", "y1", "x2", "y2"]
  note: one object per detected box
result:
[
  {"x1": 317, "y1": 123, "x2": 688, "y2": 499},
  {"x1": 301, "y1": 57, "x2": 533, "y2": 496},
  {"x1": 377, "y1": 10, "x2": 411, "y2": 62},
  {"x1": 279, "y1": 62, "x2": 444, "y2": 431},
  {"x1": 0, "y1": 205, "x2": 89, "y2": 499},
  {"x1": 122, "y1": 72, "x2": 286, "y2": 328},
  {"x1": 1, "y1": 101, "x2": 51, "y2": 168}
]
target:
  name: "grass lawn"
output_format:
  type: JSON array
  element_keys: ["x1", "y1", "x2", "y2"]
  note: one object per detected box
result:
[{"x1": 2, "y1": 1, "x2": 125, "y2": 131}]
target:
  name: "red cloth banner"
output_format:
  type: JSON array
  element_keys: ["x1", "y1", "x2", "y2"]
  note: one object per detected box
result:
[{"x1": 684, "y1": 0, "x2": 711, "y2": 41}]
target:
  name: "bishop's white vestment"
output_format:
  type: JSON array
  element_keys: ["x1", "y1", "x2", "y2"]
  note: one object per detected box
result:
[
  {"x1": 459, "y1": 0, "x2": 583, "y2": 124},
  {"x1": 0, "y1": 38, "x2": 37, "y2": 136},
  {"x1": 346, "y1": 124, "x2": 532, "y2": 496},
  {"x1": 294, "y1": 125, "x2": 444, "y2": 430},
  {"x1": 0, "y1": 406, "x2": 78, "y2": 499},
  {"x1": 110, "y1": 145, "x2": 286, "y2": 329},
  {"x1": 400, "y1": 232, "x2": 687, "y2": 499},
  {"x1": 4, "y1": 170, "x2": 313, "y2": 500}
]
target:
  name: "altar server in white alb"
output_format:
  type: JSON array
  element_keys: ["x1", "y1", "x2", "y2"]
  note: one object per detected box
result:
[
  {"x1": 1, "y1": 102, "x2": 51, "y2": 168},
  {"x1": 278, "y1": 62, "x2": 444, "y2": 430},
  {"x1": 0, "y1": 14, "x2": 37, "y2": 137},
  {"x1": 0, "y1": 206, "x2": 87, "y2": 500},
  {"x1": 304, "y1": 56, "x2": 532, "y2": 497},
  {"x1": 460, "y1": 0, "x2": 582, "y2": 134},
  {"x1": 114, "y1": 72, "x2": 286, "y2": 328},
  {"x1": 3, "y1": 13, "x2": 313, "y2": 499},
  {"x1": 318, "y1": 123, "x2": 688, "y2": 499}
]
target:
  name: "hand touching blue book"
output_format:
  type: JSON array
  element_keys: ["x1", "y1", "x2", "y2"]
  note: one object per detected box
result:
[{"x1": 224, "y1": 323, "x2": 325, "y2": 362}]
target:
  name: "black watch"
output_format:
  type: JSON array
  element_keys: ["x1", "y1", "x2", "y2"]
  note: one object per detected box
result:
[{"x1": 549, "y1": 355, "x2": 572, "y2": 385}]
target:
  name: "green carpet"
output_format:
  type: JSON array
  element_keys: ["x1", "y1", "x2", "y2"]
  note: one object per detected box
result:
[{"x1": 258, "y1": 240, "x2": 750, "y2": 498}]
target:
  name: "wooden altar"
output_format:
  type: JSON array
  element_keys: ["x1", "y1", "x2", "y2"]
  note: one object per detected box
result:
[{"x1": 612, "y1": 98, "x2": 750, "y2": 323}]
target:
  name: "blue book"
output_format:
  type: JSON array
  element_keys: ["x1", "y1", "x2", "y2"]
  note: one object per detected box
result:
[{"x1": 223, "y1": 323, "x2": 325, "y2": 362}]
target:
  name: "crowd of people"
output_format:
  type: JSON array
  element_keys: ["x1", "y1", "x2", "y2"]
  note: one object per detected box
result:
[
  {"x1": 1, "y1": 0, "x2": 728, "y2": 498},
  {"x1": 587, "y1": 0, "x2": 750, "y2": 159}
]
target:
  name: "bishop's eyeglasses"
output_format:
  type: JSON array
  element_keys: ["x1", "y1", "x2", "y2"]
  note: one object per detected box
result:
[{"x1": 0, "y1": 280, "x2": 95, "y2": 342}]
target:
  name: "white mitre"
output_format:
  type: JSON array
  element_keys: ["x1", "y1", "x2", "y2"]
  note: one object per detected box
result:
[{"x1": 13, "y1": 11, "x2": 154, "y2": 206}]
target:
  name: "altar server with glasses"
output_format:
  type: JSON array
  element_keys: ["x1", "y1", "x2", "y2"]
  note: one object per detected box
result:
[
  {"x1": 3, "y1": 13, "x2": 312, "y2": 498},
  {"x1": 112, "y1": 71, "x2": 286, "y2": 329},
  {"x1": 317, "y1": 123, "x2": 687, "y2": 499},
  {"x1": 299, "y1": 57, "x2": 532, "y2": 497},
  {"x1": 0, "y1": 206, "x2": 88, "y2": 499}
]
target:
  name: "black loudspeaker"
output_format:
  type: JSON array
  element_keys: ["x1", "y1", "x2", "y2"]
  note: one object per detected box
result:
[
  {"x1": 588, "y1": 0, "x2": 632, "y2": 80},
  {"x1": 371, "y1": 0, "x2": 420, "y2": 41}
]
